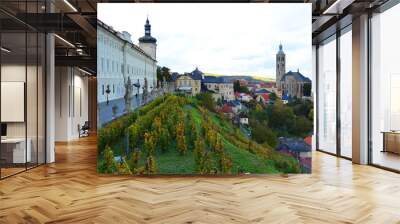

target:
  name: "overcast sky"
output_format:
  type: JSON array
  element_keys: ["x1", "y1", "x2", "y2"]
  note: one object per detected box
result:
[{"x1": 98, "y1": 3, "x2": 311, "y2": 80}]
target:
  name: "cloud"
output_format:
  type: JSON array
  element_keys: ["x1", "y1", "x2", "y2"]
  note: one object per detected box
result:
[{"x1": 98, "y1": 3, "x2": 312, "y2": 80}]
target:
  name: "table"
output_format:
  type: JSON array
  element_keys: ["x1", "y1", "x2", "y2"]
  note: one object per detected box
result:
[
  {"x1": 1, "y1": 138, "x2": 31, "y2": 164},
  {"x1": 381, "y1": 131, "x2": 400, "y2": 154}
]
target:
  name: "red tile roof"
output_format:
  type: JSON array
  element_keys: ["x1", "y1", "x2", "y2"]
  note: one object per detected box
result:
[
  {"x1": 259, "y1": 93, "x2": 270, "y2": 101},
  {"x1": 304, "y1": 136, "x2": 312, "y2": 146},
  {"x1": 220, "y1": 104, "x2": 233, "y2": 113}
]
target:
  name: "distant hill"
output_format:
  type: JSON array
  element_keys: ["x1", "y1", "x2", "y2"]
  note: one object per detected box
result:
[{"x1": 203, "y1": 73, "x2": 275, "y2": 83}]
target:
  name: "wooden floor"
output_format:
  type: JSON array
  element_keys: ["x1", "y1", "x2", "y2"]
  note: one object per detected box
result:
[{"x1": 1, "y1": 136, "x2": 400, "y2": 224}]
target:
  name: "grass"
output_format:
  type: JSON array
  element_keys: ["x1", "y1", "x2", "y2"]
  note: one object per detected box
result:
[{"x1": 98, "y1": 94, "x2": 299, "y2": 174}]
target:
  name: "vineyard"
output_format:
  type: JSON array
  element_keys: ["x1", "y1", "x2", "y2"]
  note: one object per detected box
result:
[{"x1": 97, "y1": 94, "x2": 300, "y2": 174}]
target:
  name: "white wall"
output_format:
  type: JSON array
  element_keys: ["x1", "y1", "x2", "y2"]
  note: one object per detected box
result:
[
  {"x1": 55, "y1": 67, "x2": 89, "y2": 141},
  {"x1": 97, "y1": 25, "x2": 157, "y2": 104}
]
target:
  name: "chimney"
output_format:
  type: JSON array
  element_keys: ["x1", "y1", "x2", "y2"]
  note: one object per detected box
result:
[{"x1": 122, "y1": 31, "x2": 132, "y2": 43}]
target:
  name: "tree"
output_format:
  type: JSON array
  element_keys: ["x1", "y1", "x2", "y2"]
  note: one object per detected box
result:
[
  {"x1": 176, "y1": 122, "x2": 187, "y2": 155},
  {"x1": 250, "y1": 121, "x2": 278, "y2": 148},
  {"x1": 144, "y1": 132, "x2": 156, "y2": 156},
  {"x1": 206, "y1": 129, "x2": 217, "y2": 149},
  {"x1": 290, "y1": 99, "x2": 313, "y2": 118},
  {"x1": 196, "y1": 93, "x2": 216, "y2": 112},
  {"x1": 199, "y1": 152, "x2": 213, "y2": 174},
  {"x1": 128, "y1": 150, "x2": 141, "y2": 171},
  {"x1": 159, "y1": 128, "x2": 170, "y2": 152},
  {"x1": 290, "y1": 116, "x2": 313, "y2": 137},
  {"x1": 266, "y1": 100, "x2": 296, "y2": 135},
  {"x1": 103, "y1": 147, "x2": 115, "y2": 173},
  {"x1": 214, "y1": 134, "x2": 223, "y2": 153},
  {"x1": 152, "y1": 116, "x2": 162, "y2": 136},
  {"x1": 101, "y1": 145, "x2": 116, "y2": 174},
  {"x1": 233, "y1": 80, "x2": 249, "y2": 93},
  {"x1": 303, "y1": 82, "x2": 311, "y2": 97},
  {"x1": 269, "y1": 92, "x2": 277, "y2": 101},
  {"x1": 234, "y1": 80, "x2": 241, "y2": 92},
  {"x1": 219, "y1": 152, "x2": 232, "y2": 174},
  {"x1": 194, "y1": 136, "x2": 205, "y2": 167},
  {"x1": 156, "y1": 66, "x2": 171, "y2": 87},
  {"x1": 145, "y1": 155, "x2": 157, "y2": 174}
]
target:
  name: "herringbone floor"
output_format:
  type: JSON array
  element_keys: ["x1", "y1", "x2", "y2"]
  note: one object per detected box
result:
[{"x1": 1, "y1": 136, "x2": 400, "y2": 224}]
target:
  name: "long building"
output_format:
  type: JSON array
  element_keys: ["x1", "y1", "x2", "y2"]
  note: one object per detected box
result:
[{"x1": 97, "y1": 18, "x2": 157, "y2": 125}]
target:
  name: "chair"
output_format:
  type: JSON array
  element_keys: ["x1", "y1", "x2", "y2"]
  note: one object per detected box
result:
[{"x1": 79, "y1": 121, "x2": 90, "y2": 138}]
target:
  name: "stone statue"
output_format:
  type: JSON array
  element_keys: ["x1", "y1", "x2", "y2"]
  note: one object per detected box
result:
[
  {"x1": 124, "y1": 76, "x2": 134, "y2": 112},
  {"x1": 142, "y1": 77, "x2": 148, "y2": 105}
]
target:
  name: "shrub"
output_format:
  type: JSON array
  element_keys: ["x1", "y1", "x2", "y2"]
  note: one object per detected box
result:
[
  {"x1": 194, "y1": 135, "x2": 205, "y2": 167},
  {"x1": 98, "y1": 145, "x2": 116, "y2": 174},
  {"x1": 128, "y1": 151, "x2": 141, "y2": 171},
  {"x1": 219, "y1": 152, "x2": 232, "y2": 174},
  {"x1": 176, "y1": 122, "x2": 187, "y2": 155},
  {"x1": 117, "y1": 157, "x2": 132, "y2": 175},
  {"x1": 98, "y1": 112, "x2": 137, "y2": 154},
  {"x1": 145, "y1": 155, "x2": 157, "y2": 174},
  {"x1": 144, "y1": 132, "x2": 156, "y2": 156}
]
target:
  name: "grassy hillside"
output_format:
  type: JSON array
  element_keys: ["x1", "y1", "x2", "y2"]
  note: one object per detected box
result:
[{"x1": 97, "y1": 94, "x2": 300, "y2": 175}]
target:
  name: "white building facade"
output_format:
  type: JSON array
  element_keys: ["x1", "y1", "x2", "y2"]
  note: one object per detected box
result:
[{"x1": 97, "y1": 19, "x2": 157, "y2": 104}]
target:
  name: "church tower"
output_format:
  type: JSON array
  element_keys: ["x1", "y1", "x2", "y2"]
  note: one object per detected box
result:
[
  {"x1": 276, "y1": 43, "x2": 286, "y2": 90},
  {"x1": 139, "y1": 17, "x2": 157, "y2": 60}
]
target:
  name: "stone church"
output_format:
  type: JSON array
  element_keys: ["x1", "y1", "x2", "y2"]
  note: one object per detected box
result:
[{"x1": 276, "y1": 44, "x2": 311, "y2": 99}]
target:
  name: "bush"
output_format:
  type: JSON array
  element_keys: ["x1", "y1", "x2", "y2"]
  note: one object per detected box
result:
[
  {"x1": 98, "y1": 145, "x2": 116, "y2": 174},
  {"x1": 98, "y1": 112, "x2": 137, "y2": 154},
  {"x1": 196, "y1": 93, "x2": 216, "y2": 112}
]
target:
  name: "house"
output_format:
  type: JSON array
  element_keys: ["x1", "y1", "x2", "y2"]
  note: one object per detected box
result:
[
  {"x1": 260, "y1": 82, "x2": 277, "y2": 93},
  {"x1": 234, "y1": 92, "x2": 252, "y2": 102},
  {"x1": 239, "y1": 112, "x2": 249, "y2": 125},
  {"x1": 234, "y1": 92, "x2": 241, "y2": 99},
  {"x1": 256, "y1": 93, "x2": 270, "y2": 104},
  {"x1": 171, "y1": 67, "x2": 204, "y2": 96},
  {"x1": 203, "y1": 76, "x2": 234, "y2": 101},
  {"x1": 281, "y1": 94, "x2": 289, "y2": 104},
  {"x1": 228, "y1": 100, "x2": 242, "y2": 114},
  {"x1": 219, "y1": 104, "x2": 234, "y2": 118},
  {"x1": 254, "y1": 88, "x2": 271, "y2": 95},
  {"x1": 275, "y1": 137, "x2": 312, "y2": 172},
  {"x1": 304, "y1": 135, "x2": 312, "y2": 146},
  {"x1": 280, "y1": 69, "x2": 312, "y2": 98}
]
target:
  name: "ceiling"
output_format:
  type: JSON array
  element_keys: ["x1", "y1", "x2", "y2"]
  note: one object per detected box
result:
[{"x1": 0, "y1": 0, "x2": 395, "y2": 75}]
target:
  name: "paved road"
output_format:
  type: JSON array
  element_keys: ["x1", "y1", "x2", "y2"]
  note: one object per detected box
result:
[{"x1": 98, "y1": 94, "x2": 156, "y2": 127}]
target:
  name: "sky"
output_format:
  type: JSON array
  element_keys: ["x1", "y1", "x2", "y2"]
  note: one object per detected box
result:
[{"x1": 98, "y1": 3, "x2": 312, "y2": 80}]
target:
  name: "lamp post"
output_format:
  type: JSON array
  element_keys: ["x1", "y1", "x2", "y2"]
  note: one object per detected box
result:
[
  {"x1": 105, "y1": 84, "x2": 111, "y2": 105},
  {"x1": 133, "y1": 79, "x2": 140, "y2": 108}
]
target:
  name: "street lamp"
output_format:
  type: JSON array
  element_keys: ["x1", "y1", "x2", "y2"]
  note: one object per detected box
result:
[{"x1": 105, "y1": 84, "x2": 111, "y2": 105}]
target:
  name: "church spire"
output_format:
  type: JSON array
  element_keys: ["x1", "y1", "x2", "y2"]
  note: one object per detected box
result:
[
  {"x1": 278, "y1": 43, "x2": 284, "y2": 54},
  {"x1": 139, "y1": 16, "x2": 157, "y2": 44},
  {"x1": 145, "y1": 16, "x2": 151, "y2": 36}
]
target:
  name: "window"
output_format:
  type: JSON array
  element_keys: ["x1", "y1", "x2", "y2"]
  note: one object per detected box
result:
[
  {"x1": 370, "y1": 4, "x2": 400, "y2": 171},
  {"x1": 317, "y1": 36, "x2": 337, "y2": 154},
  {"x1": 102, "y1": 85, "x2": 105, "y2": 95},
  {"x1": 113, "y1": 84, "x2": 115, "y2": 94},
  {"x1": 340, "y1": 28, "x2": 352, "y2": 158}
]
